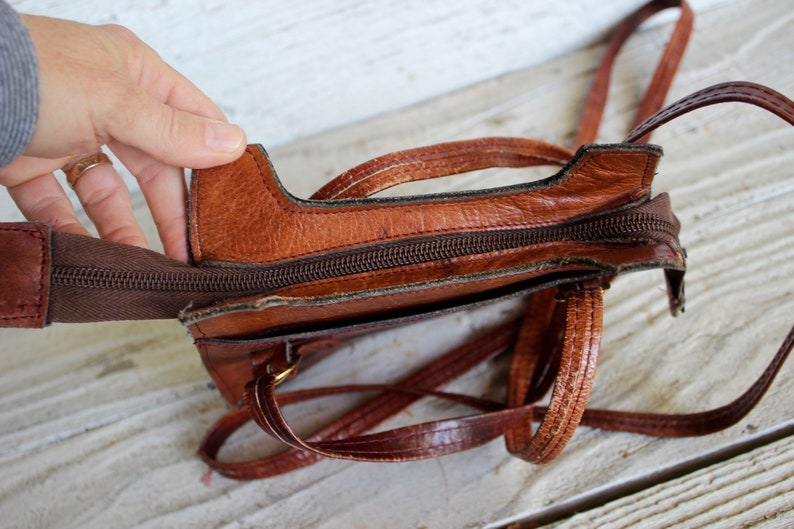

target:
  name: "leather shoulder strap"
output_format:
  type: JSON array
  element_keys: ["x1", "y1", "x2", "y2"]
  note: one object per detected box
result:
[
  {"x1": 574, "y1": 0, "x2": 693, "y2": 147},
  {"x1": 626, "y1": 81, "x2": 794, "y2": 142}
]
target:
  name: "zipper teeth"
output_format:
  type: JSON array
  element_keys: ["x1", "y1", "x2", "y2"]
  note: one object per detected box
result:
[{"x1": 51, "y1": 212, "x2": 675, "y2": 293}]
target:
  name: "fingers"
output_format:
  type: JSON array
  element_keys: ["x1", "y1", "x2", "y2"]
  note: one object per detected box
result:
[
  {"x1": 95, "y1": 31, "x2": 247, "y2": 171},
  {"x1": 7, "y1": 18, "x2": 246, "y2": 261},
  {"x1": 110, "y1": 142, "x2": 189, "y2": 262},
  {"x1": 67, "y1": 157, "x2": 149, "y2": 250},
  {"x1": 103, "y1": 87, "x2": 246, "y2": 170},
  {"x1": 119, "y1": 29, "x2": 246, "y2": 166},
  {"x1": 130, "y1": 38, "x2": 228, "y2": 123},
  {"x1": 3, "y1": 151, "x2": 187, "y2": 261},
  {"x1": 3, "y1": 162, "x2": 88, "y2": 237},
  {"x1": 2, "y1": 155, "x2": 148, "y2": 250}
]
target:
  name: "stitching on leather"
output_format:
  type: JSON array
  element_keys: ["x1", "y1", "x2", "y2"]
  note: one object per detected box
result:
[
  {"x1": 0, "y1": 226, "x2": 45, "y2": 321},
  {"x1": 192, "y1": 166, "x2": 205, "y2": 263},
  {"x1": 245, "y1": 149, "x2": 654, "y2": 262},
  {"x1": 640, "y1": 151, "x2": 654, "y2": 191},
  {"x1": 535, "y1": 291, "x2": 582, "y2": 458},
  {"x1": 302, "y1": 409, "x2": 530, "y2": 456},
  {"x1": 629, "y1": 83, "x2": 792, "y2": 141},
  {"x1": 330, "y1": 154, "x2": 565, "y2": 199},
  {"x1": 542, "y1": 291, "x2": 599, "y2": 460},
  {"x1": 328, "y1": 152, "x2": 569, "y2": 199}
]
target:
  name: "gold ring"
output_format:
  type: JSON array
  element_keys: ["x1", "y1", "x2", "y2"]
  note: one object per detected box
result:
[{"x1": 62, "y1": 152, "x2": 112, "y2": 189}]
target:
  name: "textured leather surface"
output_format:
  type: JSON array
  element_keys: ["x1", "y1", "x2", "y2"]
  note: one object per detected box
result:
[
  {"x1": 183, "y1": 144, "x2": 685, "y2": 405},
  {"x1": 183, "y1": 156, "x2": 683, "y2": 342},
  {"x1": 0, "y1": 223, "x2": 50, "y2": 328},
  {"x1": 188, "y1": 142, "x2": 660, "y2": 266}
]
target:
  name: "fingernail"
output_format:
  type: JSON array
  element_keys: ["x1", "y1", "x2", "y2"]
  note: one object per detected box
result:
[{"x1": 205, "y1": 121, "x2": 244, "y2": 152}]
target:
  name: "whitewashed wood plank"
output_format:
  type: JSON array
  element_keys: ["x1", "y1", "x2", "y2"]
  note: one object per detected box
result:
[
  {"x1": 7, "y1": 0, "x2": 735, "y2": 148},
  {"x1": 531, "y1": 433, "x2": 794, "y2": 529},
  {"x1": 0, "y1": 1, "x2": 792, "y2": 529},
  {"x1": 0, "y1": 0, "x2": 737, "y2": 222}
]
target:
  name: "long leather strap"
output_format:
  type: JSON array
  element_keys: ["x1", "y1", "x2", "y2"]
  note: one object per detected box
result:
[
  {"x1": 199, "y1": 320, "x2": 520, "y2": 479},
  {"x1": 201, "y1": 308, "x2": 793, "y2": 479},
  {"x1": 504, "y1": 0, "x2": 692, "y2": 466},
  {"x1": 626, "y1": 81, "x2": 794, "y2": 142},
  {"x1": 505, "y1": 282, "x2": 604, "y2": 464},
  {"x1": 575, "y1": 0, "x2": 693, "y2": 146}
]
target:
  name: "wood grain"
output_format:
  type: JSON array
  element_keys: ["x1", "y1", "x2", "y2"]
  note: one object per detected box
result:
[
  {"x1": 0, "y1": 0, "x2": 735, "y2": 222},
  {"x1": 1, "y1": 1, "x2": 792, "y2": 528},
  {"x1": 534, "y1": 432, "x2": 794, "y2": 529}
]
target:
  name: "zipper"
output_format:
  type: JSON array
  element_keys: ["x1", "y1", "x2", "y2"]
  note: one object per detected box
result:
[{"x1": 51, "y1": 201, "x2": 677, "y2": 295}]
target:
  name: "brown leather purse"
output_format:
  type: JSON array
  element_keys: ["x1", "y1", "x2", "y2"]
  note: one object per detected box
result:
[{"x1": 2, "y1": 0, "x2": 792, "y2": 480}]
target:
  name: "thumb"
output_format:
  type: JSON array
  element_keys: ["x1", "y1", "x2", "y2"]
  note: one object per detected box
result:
[{"x1": 107, "y1": 88, "x2": 247, "y2": 169}]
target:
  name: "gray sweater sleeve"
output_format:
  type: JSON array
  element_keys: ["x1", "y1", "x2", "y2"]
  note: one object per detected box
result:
[{"x1": 0, "y1": 0, "x2": 38, "y2": 169}]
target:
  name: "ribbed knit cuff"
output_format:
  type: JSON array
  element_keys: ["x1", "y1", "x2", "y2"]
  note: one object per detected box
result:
[{"x1": 0, "y1": 0, "x2": 38, "y2": 168}]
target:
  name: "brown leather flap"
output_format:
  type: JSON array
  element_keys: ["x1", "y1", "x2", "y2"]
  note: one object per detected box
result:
[
  {"x1": 188, "y1": 143, "x2": 663, "y2": 266},
  {"x1": 0, "y1": 223, "x2": 50, "y2": 328}
]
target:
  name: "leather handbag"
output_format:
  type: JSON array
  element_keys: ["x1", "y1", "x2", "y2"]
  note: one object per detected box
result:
[{"x1": 2, "y1": 0, "x2": 792, "y2": 480}]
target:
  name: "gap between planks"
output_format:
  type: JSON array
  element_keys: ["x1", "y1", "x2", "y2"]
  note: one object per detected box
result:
[{"x1": 496, "y1": 421, "x2": 794, "y2": 529}]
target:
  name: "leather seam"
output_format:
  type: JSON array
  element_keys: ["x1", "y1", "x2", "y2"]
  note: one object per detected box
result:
[
  {"x1": 196, "y1": 341, "x2": 236, "y2": 400},
  {"x1": 641, "y1": 151, "x2": 654, "y2": 191},
  {"x1": 325, "y1": 153, "x2": 569, "y2": 199},
  {"x1": 533, "y1": 292, "x2": 581, "y2": 458},
  {"x1": 0, "y1": 226, "x2": 46, "y2": 321},
  {"x1": 192, "y1": 168, "x2": 205, "y2": 263},
  {"x1": 542, "y1": 291, "x2": 597, "y2": 460}
]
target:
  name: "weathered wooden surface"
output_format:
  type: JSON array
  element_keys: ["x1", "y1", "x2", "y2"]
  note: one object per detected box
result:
[
  {"x1": 540, "y1": 434, "x2": 794, "y2": 529},
  {"x1": 6, "y1": 0, "x2": 732, "y2": 151},
  {"x1": 1, "y1": 1, "x2": 792, "y2": 528},
  {"x1": 0, "y1": 0, "x2": 734, "y2": 219}
]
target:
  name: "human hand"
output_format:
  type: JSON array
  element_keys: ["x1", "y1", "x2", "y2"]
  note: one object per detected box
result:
[{"x1": 0, "y1": 15, "x2": 247, "y2": 262}]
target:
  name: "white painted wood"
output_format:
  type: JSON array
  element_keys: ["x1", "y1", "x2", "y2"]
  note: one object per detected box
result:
[
  {"x1": 0, "y1": 1, "x2": 792, "y2": 528},
  {"x1": 8, "y1": 0, "x2": 735, "y2": 147},
  {"x1": 538, "y1": 434, "x2": 794, "y2": 529},
  {"x1": 1, "y1": 0, "x2": 735, "y2": 222}
]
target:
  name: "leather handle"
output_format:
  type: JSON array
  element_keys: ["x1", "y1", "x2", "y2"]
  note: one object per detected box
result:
[
  {"x1": 626, "y1": 81, "x2": 794, "y2": 143},
  {"x1": 574, "y1": 0, "x2": 693, "y2": 147},
  {"x1": 311, "y1": 138, "x2": 573, "y2": 200}
]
